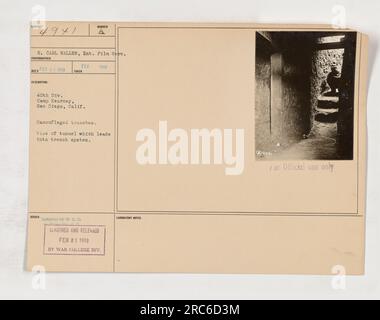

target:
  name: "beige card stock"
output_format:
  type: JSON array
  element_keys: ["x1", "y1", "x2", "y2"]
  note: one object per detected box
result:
[{"x1": 27, "y1": 22, "x2": 368, "y2": 274}]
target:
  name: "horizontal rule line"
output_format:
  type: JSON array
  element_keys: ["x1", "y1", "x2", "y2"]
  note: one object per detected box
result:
[
  {"x1": 31, "y1": 73, "x2": 116, "y2": 75},
  {"x1": 116, "y1": 27, "x2": 354, "y2": 31},
  {"x1": 31, "y1": 60, "x2": 116, "y2": 62},
  {"x1": 31, "y1": 47, "x2": 116, "y2": 49},
  {"x1": 29, "y1": 211, "x2": 362, "y2": 217},
  {"x1": 31, "y1": 35, "x2": 116, "y2": 38}
]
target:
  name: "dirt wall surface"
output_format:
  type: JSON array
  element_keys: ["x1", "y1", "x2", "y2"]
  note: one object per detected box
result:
[
  {"x1": 255, "y1": 34, "x2": 272, "y2": 154},
  {"x1": 280, "y1": 50, "x2": 312, "y2": 145},
  {"x1": 255, "y1": 32, "x2": 313, "y2": 156}
]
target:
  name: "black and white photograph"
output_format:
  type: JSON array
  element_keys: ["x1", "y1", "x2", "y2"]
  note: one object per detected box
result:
[
  {"x1": 255, "y1": 31, "x2": 357, "y2": 160},
  {"x1": 0, "y1": 0, "x2": 379, "y2": 302}
]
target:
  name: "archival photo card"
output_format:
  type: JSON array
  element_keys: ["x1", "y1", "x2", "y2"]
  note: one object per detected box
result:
[{"x1": 27, "y1": 23, "x2": 368, "y2": 274}]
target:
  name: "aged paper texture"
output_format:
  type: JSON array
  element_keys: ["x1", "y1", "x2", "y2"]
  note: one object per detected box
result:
[{"x1": 27, "y1": 22, "x2": 368, "y2": 274}]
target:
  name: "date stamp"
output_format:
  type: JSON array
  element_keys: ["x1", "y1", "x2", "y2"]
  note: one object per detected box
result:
[{"x1": 43, "y1": 225, "x2": 106, "y2": 256}]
